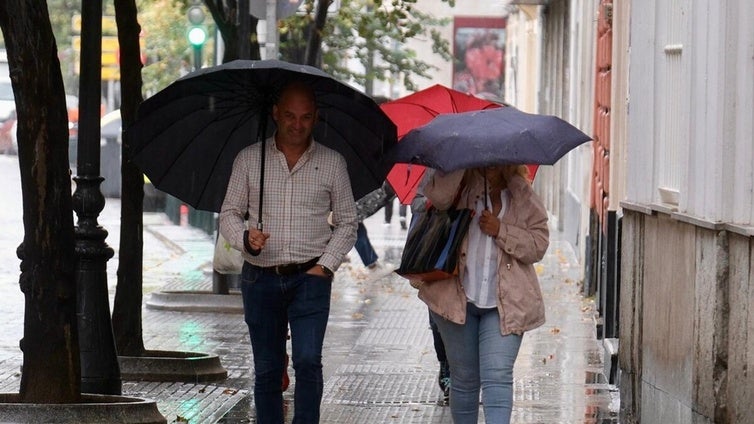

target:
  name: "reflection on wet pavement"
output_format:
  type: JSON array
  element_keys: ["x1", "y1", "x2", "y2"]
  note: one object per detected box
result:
[{"x1": 0, "y1": 155, "x2": 620, "y2": 423}]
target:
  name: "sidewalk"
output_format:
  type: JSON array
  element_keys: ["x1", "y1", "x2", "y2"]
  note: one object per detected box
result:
[{"x1": 0, "y1": 155, "x2": 619, "y2": 423}]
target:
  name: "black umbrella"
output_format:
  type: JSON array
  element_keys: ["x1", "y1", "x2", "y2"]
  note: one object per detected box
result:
[
  {"x1": 386, "y1": 107, "x2": 591, "y2": 172},
  {"x1": 127, "y1": 59, "x2": 397, "y2": 217}
]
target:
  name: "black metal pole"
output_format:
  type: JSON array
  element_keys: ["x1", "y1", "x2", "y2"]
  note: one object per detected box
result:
[
  {"x1": 238, "y1": 0, "x2": 251, "y2": 60},
  {"x1": 193, "y1": 45, "x2": 202, "y2": 71},
  {"x1": 73, "y1": 0, "x2": 121, "y2": 395}
]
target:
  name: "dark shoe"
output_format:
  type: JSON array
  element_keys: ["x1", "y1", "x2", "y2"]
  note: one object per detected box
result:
[{"x1": 438, "y1": 360, "x2": 451, "y2": 395}]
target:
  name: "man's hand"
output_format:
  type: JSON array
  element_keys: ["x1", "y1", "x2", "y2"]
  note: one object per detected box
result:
[
  {"x1": 247, "y1": 228, "x2": 270, "y2": 252},
  {"x1": 307, "y1": 264, "x2": 332, "y2": 278},
  {"x1": 479, "y1": 209, "x2": 500, "y2": 237}
]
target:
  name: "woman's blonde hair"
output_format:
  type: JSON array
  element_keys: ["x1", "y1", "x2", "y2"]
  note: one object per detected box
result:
[
  {"x1": 509, "y1": 164, "x2": 531, "y2": 181},
  {"x1": 466, "y1": 164, "x2": 531, "y2": 184}
]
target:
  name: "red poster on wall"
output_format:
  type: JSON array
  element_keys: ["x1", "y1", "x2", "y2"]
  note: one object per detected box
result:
[{"x1": 452, "y1": 17, "x2": 507, "y2": 100}]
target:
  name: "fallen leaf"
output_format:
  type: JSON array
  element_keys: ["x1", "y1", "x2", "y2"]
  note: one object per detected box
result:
[{"x1": 550, "y1": 327, "x2": 561, "y2": 334}]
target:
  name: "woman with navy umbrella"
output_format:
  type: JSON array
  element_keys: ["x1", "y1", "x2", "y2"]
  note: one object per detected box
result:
[{"x1": 417, "y1": 164, "x2": 549, "y2": 423}]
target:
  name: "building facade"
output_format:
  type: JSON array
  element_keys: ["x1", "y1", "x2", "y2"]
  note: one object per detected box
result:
[
  {"x1": 620, "y1": 0, "x2": 754, "y2": 422},
  {"x1": 381, "y1": 0, "x2": 754, "y2": 421}
]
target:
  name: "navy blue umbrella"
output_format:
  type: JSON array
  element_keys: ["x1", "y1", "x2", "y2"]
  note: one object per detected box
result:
[
  {"x1": 127, "y1": 59, "x2": 397, "y2": 214},
  {"x1": 385, "y1": 107, "x2": 591, "y2": 172}
]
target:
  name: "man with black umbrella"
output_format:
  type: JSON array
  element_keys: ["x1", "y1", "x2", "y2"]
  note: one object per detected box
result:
[{"x1": 219, "y1": 81, "x2": 357, "y2": 423}]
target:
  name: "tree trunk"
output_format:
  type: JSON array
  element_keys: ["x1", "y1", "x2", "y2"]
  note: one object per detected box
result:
[
  {"x1": 0, "y1": 0, "x2": 81, "y2": 403},
  {"x1": 111, "y1": 0, "x2": 146, "y2": 357},
  {"x1": 204, "y1": 0, "x2": 261, "y2": 63},
  {"x1": 304, "y1": 0, "x2": 329, "y2": 67}
]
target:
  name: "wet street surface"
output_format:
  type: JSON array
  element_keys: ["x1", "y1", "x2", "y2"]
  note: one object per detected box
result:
[{"x1": 0, "y1": 155, "x2": 619, "y2": 423}]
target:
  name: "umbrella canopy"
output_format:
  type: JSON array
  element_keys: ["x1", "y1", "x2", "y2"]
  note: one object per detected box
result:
[
  {"x1": 380, "y1": 84, "x2": 502, "y2": 205},
  {"x1": 127, "y1": 59, "x2": 397, "y2": 212},
  {"x1": 386, "y1": 107, "x2": 591, "y2": 173}
]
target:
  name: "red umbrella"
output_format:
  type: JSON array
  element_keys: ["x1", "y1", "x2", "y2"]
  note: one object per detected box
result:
[{"x1": 381, "y1": 84, "x2": 537, "y2": 204}]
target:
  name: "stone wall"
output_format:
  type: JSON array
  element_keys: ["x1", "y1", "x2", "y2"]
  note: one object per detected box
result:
[
  {"x1": 619, "y1": 210, "x2": 753, "y2": 423},
  {"x1": 726, "y1": 234, "x2": 754, "y2": 423}
]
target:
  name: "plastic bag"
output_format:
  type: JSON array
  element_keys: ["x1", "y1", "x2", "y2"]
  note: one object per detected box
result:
[{"x1": 213, "y1": 233, "x2": 243, "y2": 274}]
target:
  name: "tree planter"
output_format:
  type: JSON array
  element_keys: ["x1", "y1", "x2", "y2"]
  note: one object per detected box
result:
[
  {"x1": 0, "y1": 393, "x2": 166, "y2": 423},
  {"x1": 145, "y1": 290, "x2": 243, "y2": 314},
  {"x1": 118, "y1": 350, "x2": 227, "y2": 382}
]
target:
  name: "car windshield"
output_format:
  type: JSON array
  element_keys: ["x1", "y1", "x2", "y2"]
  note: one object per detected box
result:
[{"x1": 0, "y1": 82, "x2": 14, "y2": 101}]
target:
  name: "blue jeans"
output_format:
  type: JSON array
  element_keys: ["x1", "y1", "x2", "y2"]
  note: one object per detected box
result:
[
  {"x1": 430, "y1": 304, "x2": 523, "y2": 424},
  {"x1": 354, "y1": 222, "x2": 378, "y2": 267},
  {"x1": 241, "y1": 262, "x2": 332, "y2": 424}
]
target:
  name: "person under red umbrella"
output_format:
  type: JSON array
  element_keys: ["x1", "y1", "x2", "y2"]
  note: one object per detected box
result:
[
  {"x1": 380, "y1": 86, "x2": 539, "y2": 404},
  {"x1": 379, "y1": 85, "x2": 537, "y2": 206}
]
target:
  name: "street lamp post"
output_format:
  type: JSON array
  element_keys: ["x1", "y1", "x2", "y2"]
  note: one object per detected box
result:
[{"x1": 73, "y1": 0, "x2": 121, "y2": 395}]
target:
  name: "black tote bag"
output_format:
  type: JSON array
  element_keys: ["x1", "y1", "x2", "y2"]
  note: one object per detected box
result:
[{"x1": 396, "y1": 206, "x2": 473, "y2": 282}]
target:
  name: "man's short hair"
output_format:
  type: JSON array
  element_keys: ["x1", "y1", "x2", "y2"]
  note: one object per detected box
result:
[{"x1": 276, "y1": 80, "x2": 316, "y2": 107}]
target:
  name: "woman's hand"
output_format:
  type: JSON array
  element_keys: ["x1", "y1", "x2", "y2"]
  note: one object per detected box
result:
[{"x1": 479, "y1": 209, "x2": 500, "y2": 237}]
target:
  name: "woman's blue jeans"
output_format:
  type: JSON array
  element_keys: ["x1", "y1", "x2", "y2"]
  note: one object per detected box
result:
[
  {"x1": 431, "y1": 303, "x2": 523, "y2": 424},
  {"x1": 241, "y1": 262, "x2": 332, "y2": 424},
  {"x1": 354, "y1": 222, "x2": 378, "y2": 267}
]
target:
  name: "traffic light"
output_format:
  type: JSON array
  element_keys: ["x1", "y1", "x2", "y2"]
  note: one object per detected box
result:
[
  {"x1": 187, "y1": 3, "x2": 206, "y2": 69},
  {"x1": 187, "y1": 26, "x2": 207, "y2": 47}
]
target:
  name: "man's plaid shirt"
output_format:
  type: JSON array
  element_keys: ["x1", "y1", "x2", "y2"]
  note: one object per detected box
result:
[{"x1": 219, "y1": 137, "x2": 358, "y2": 272}]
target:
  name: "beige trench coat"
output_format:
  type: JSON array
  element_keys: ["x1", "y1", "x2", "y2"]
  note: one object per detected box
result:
[{"x1": 417, "y1": 170, "x2": 550, "y2": 336}]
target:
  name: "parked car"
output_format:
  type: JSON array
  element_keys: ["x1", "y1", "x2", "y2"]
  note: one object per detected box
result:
[
  {"x1": 0, "y1": 111, "x2": 15, "y2": 155},
  {"x1": 0, "y1": 79, "x2": 14, "y2": 124}
]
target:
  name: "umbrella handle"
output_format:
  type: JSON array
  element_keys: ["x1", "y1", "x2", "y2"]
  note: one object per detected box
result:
[
  {"x1": 256, "y1": 107, "x2": 269, "y2": 231},
  {"x1": 248, "y1": 104, "x2": 269, "y2": 258},
  {"x1": 248, "y1": 221, "x2": 263, "y2": 256},
  {"x1": 484, "y1": 169, "x2": 489, "y2": 210}
]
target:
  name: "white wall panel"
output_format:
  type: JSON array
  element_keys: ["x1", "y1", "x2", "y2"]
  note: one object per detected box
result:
[
  {"x1": 626, "y1": 0, "x2": 657, "y2": 204},
  {"x1": 730, "y1": 0, "x2": 754, "y2": 225},
  {"x1": 630, "y1": 0, "x2": 754, "y2": 227}
]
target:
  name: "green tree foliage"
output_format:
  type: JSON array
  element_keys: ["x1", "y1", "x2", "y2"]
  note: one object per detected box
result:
[
  {"x1": 45, "y1": 0, "x2": 80, "y2": 94},
  {"x1": 45, "y1": 0, "x2": 210, "y2": 96},
  {"x1": 280, "y1": 0, "x2": 454, "y2": 92},
  {"x1": 138, "y1": 0, "x2": 215, "y2": 95},
  {"x1": 44, "y1": 1, "x2": 452, "y2": 97}
]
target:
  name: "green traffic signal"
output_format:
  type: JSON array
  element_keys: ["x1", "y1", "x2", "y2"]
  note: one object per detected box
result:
[{"x1": 188, "y1": 26, "x2": 207, "y2": 47}]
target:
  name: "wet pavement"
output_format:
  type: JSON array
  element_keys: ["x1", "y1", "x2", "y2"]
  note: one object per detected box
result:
[{"x1": 0, "y1": 154, "x2": 619, "y2": 423}]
